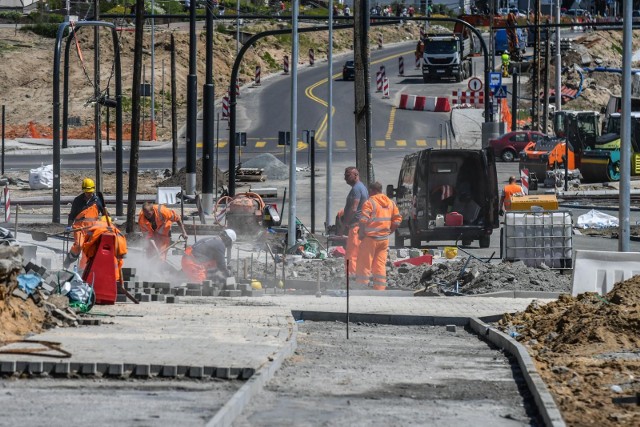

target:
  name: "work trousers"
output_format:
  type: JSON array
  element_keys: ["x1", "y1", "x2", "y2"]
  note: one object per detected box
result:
[
  {"x1": 344, "y1": 225, "x2": 361, "y2": 276},
  {"x1": 355, "y1": 236, "x2": 389, "y2": 290}
]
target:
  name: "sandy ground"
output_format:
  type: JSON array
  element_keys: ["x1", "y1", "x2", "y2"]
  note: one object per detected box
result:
[{"x1": 500, "y1": 278, "x2": 640, "y2": 426}]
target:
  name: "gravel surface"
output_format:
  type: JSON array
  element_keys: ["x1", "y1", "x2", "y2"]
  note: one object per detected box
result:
[{"x1": 235, "y1": 321, "x2": 539, "y2": 426}]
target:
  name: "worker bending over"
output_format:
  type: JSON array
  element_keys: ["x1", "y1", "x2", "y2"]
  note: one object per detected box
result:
[
  {"x1": 499, "y1": 176, "x2": 524, "y2": 215},
  {"x1": 181, "y1": 229, "x2": 236, "y2": 282},
  {"x1": 64, "y1": 178, "x2": 105, "y2": 269},
  {"x1": 138, "y1": 202, "x2": 188, "y2": 259},
  {"x1": 81, "y1": 216, "x2": 128, "y2": 281},
  {"x1": 355, "y1": 182, "x2": 402, "y2": 291}
]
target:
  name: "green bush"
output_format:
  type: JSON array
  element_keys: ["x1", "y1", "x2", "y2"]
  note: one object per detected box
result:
[
  {"x1": 0, "y1": 11, "x2": 23, "y2": 22},
  {"x1": 21, "y1": 22, "x2": 68, "y2": 38},
  {"x1": 261, "y1": 51, "x2": 278, "y2": 69}
]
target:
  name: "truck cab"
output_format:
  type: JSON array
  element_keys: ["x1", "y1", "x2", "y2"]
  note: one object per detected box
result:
[
  {"x1": 421, "y1": 34, "x2": 472, "y2": 83},
  {"x1": 387, "y1": 149, "x2": 499, "y2": 248}
]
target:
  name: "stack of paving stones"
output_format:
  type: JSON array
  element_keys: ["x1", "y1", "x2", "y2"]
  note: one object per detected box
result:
[{"x1": 117, "y1": 273, "x2": 267, "y2": 303}]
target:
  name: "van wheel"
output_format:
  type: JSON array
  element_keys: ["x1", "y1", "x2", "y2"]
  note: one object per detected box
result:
[
  {"x1": 461, "y1": 239, "x2": 472, "y2": 247},
  {"x1": 479, "y1": 236, "x2": 491, "y2": 248}
]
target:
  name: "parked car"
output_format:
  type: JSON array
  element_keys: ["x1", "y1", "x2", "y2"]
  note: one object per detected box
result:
[
  {"x1": 564, "y1": 9, "x2": 588, "y2": 18},
  {"x1": 489, "y1": 130, "x2": 546, "y2": 162},
  {"x1": 342, "y1": 60, "x2": 355, "y2": 80}
]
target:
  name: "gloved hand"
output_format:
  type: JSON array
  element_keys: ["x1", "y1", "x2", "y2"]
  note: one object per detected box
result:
[
  {"x1": 499, "y1": 209, "x2": 505, "y2": 217},
  {"x1": 65, "y1": 226, "x2": 73, "y2": 233}
]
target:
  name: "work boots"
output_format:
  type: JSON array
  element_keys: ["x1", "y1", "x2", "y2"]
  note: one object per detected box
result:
[{"x1": 62, "y1": 252, "x2": 79, "y2": 269}]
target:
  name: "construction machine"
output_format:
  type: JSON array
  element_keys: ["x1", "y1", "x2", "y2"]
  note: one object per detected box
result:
[
  {"x1": 579, "y1": 112, "x2": 640, "y2": 182},
  {"x1": 519, "y1": 136, "x2": 577, "y2": 181},
  {"x1": 214, "y1": 192, "x2": 281, "y2": 235}
]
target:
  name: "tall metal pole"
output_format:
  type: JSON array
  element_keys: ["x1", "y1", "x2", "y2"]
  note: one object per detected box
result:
[
  {"x1": 554, "y1": 0, "x2": 561, "y2": 113},
  {"x1": 326, "y1": 0, "x2": 334, "y2": 228},
  {"x1": 202, "y1": 0, "x2": 215, "y2": 214},
  {"x1": 619, "y1": 2, "x2": 631, "y2": 251},
  {"x1": 93, "y1": 0, "x2": 102, "y2": 191},
  {"x1": 543, "y1": 26, "x2": 550, "y2": 132},
  {"x1": 1, "y1": 105, "x2": 4, "y2": 176},
  {"x1": 236, "y1": 0, "x2": 240, "y2": 54},
  {"x1": 186, "y1": 0, "x2": 198, "y2": 195},
  {"x1": 150, "y1": 0, "x2": 155, "y2": 128},
  {"x1": 287, "y1": 0, "x2": 299, "y2": 249}
]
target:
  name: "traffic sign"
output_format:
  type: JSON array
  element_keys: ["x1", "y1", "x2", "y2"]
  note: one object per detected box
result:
[
  {"x1": 468, "y1": 77, "x2": 483, "y2": 92},
  {"x1": 494, "y1": 85, "x2": 508, "y2": 99},
  {"x1": 489, "y1": 72, "x2": 502, "y2": 89}
]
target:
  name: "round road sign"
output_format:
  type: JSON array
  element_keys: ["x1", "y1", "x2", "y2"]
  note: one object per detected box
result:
[{"x1": 468, "y1": 77, "x2": 483, "y2": 92}]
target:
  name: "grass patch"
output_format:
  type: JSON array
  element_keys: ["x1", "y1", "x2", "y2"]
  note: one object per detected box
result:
[{"x1": 611, "y1": 43, "x2": 623, "y2": 55}]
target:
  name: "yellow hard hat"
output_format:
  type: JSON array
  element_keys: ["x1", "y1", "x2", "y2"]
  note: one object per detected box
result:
[{"x1": 82, "y1": 178, "x2": 96, "y2": 193}]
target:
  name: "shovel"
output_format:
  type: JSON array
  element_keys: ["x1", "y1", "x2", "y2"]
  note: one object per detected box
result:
[{"x1": 30, "y1": 225, "x2": 93, "y2": 242}]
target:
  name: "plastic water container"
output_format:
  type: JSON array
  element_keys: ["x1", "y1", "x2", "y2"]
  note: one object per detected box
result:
[{"x1": 435, "y1": 214, "x2": 445, "y2": 227}]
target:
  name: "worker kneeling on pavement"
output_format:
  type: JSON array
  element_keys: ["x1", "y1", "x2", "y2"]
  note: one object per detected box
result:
[
  {"x1": 355, "y1": 182, "x2": 402, "y2": 291},
  {"x1": 80, "y1": 217, "x2": 127, "y2": 281},
  {"x1": 64, "y1": 178, "x2": 106, "y2": 269},
  {"x1": 138, "y1": 202, "x2": 187, "y2": 260},
  {"x1": 181, "y1": 229, "x2": 236, "y2": 282}
]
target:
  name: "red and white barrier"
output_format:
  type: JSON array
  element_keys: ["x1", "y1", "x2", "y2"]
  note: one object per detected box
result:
[
  {"x1": 309, "y1": 48, "x2": 315, "y2": 66},
  {"x1": 520, "y1": 168, "x2": 529, "y2": 195},
  {"x1": 377, "y1": 33, "x2": 383, "y2": 49},
  {"x1": 376, "y1": 71, "x2": 383, "y2": 92},
  {"x1": 382, "y1": 78, "x2": 390, "y2": 99},
  {"x1": 398, "y1": 94, "x2": 451, "y2": 112},
  {"x1": 398, "y1": 56, "x2": 404, "y2": 76},
  {"x1": 221, "y1": 93, "x2": 230, "y2": 120},
  {"x1": 451, "y1": 90, "x2": 484, "y2": 106},
  {"x1": 283, "y1": 55, "x2": 289, "y2": 74},
  {"x1": 379, "y1": 65, "x2": 386, "y2": 80},
  {"x1": 3, "y1": 186, "x2": 9, "y2": 223},
  {"x1": 254, "y1": 65, "x2": 261, "y2": 86}
]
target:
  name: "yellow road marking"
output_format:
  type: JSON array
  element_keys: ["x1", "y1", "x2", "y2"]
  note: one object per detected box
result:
[
  {"x1": 396, "y1": 140, "x2": 407, "y2": 147},
  {"x1": 375, "y1": 140, "x2": 385, "y2": 147},
  {"x1": 416, "y1": 139, "x2": 427, "y2": 147},
  {"x1": 385, "y1": 107, "x2": 396, "y2": 140},
  {"x1": 255, "y1": 141, "x2": 267, "y2": 148},
  {"x1": 217, "y1": 141, "x2": 228, "y2": 148},
  {"x1": 197, "y1": 142, "x2": 202, "y2": 148},
  {"x1": 316, "y1": 140, "x2": 327, "y2": 148},
  {"x1": 336, "y1": 140, "x2": 347, "y2": 148},
  {"x1": 436, "y1": 139, "x2": 446, "y2": 148}
]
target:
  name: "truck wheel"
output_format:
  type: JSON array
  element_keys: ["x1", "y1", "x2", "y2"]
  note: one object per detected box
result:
[{"x1": 479, "y1": 236, "x2": 491, "y2": 248}]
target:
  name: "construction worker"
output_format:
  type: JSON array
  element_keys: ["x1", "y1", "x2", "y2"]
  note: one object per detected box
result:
[
  {"x1": 499, "y1": 176, "x2": 524, "y2": 215},
  {"x1": 355, "y1": 182, "x2": 402, "y2": 291},
  {"x1": 501, "y1": 52, "x2": 511, "y2": 77},
  {"x1": 339, "y1": 167, "x2": 368, "y2": 277},
  {"x1": 181, "y1": 229, "x2": 236, "y2": 282},
  {"x1": 64, "y1": 178, "x2": 105, "y2": 269},
  {"x1": 138, "y1": 202, "x2": 188, "y2": 260},
  {"x1": 81, "y1": 216, "x2": 128, "y2": 282}
]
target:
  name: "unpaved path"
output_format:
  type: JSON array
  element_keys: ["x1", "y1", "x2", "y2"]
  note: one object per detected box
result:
[{"x1": 235, "y1": 322, "x2": 539, "y2": 426}]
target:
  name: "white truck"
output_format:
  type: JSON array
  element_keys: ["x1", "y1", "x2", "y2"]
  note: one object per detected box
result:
[{"x1": 420, "y1": 33, "x2": 473, "y2": 83}]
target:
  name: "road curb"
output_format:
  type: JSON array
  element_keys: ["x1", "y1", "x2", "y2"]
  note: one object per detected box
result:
[
  {"x1": 206, "y1": 317, "x2": 298, "y2": 427},
  {"x1": 469, "y1": 317, "x2": 566, "y2": 427}
]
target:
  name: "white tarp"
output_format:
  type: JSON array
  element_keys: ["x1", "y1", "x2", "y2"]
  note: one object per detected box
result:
[
  {"x1": 576, "y1": 209, "x2": 619, "y2": 229},
  {"x1": 29, "y1": 164, "x2": 53, "y2": 190}
]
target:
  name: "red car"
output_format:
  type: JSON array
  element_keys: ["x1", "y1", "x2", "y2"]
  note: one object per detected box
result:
[{"x1": 489, "y1": 130, "x2": 546, "y2": 162}]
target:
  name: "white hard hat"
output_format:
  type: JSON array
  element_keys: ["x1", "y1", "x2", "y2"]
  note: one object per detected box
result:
[{"x1": 224, "y1": 229, "x2": 237, "y2": 243}]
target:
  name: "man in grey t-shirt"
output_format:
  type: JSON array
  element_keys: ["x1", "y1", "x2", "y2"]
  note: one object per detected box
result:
[{"x1": 339, "y1": 167, "x2": 368, "y2": 276}]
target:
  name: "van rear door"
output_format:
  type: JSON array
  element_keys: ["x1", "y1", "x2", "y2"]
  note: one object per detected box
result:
[{"x1": 483, "y1": 147, "x2": 499, "y2": 228}]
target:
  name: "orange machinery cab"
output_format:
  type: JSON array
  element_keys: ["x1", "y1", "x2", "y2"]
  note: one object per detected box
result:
[{"x1": 519, "y1": 137, "x2": 576, "y2": 180}]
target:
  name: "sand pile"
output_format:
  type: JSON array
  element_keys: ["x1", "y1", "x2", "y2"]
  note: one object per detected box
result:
[{"x1": 500, "y1": 278, "x2": 640, "y2": 426}]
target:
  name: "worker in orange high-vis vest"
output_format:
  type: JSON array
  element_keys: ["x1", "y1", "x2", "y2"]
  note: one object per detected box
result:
[
  {"x1": 355, "y1": 181, "x2": 402, "y2": 291},
  {"x1": 499, "y1": 175, "x2": 524, "y2": 215},
  {"x1": 81, "y1": 217, "x2": 128, "y2": 281},
  {"x1": 63, "y1": 178, "x2": 106, "y2": 269},
  {"x1": 138, "y1": 202, "x2": 188, "y2": 260},
  {"x1": 339, "y1": 166, "x2": 368, "y2": 277}
]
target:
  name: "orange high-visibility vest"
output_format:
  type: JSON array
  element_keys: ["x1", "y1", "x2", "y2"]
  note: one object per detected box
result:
[
  {"x1": 360, "y1": 194, "x2": 402, "y2": 240},
  {"x1": 138, "y1": 204, "x2": 180, "y2": 238},
  {"x1": 503, "y1": 183, "x2": 523, "y2": 211}
]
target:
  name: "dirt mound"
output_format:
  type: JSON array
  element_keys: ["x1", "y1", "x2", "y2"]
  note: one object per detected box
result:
[
  {"x1": 500, "y1": 278, "x2": 640, "y2": 426},
  {"x1": 242, "y1": 153, "x2": 289, "y2": 180}
]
